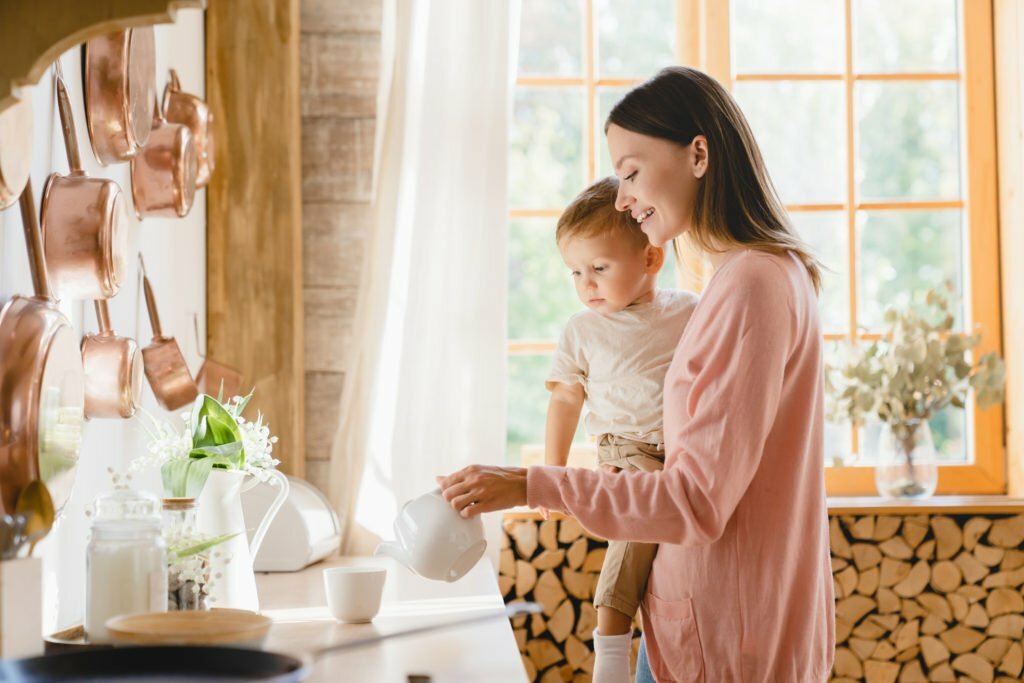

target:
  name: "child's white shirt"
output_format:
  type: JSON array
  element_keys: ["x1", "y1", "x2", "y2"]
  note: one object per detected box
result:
[{"x1": 546, "y1": 288, "x2": 699, "y2": 445}]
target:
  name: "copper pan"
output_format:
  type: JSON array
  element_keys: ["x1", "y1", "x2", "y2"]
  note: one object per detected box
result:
[
  {"x1": 130, "y1": 96, "x2": 197, "y2": 219},
  {"x1": 40, "y1": 61, "x2": 130, "y2": 300},
  {"x1": 193, "y1": 313, "x2": 243, "y2": 400},
  {"x1": 0, "y1": 96, "x2": 34, "y2": 209},
  {"x1": 83, "y1": 27, "x2": 156, "y2": 165},
  {"x1": 0, "y1": 180, "x2": 85, "y2": 517},
  {"x1": 139, "y1": 255, "x2": 197, "y2": 411},
  {"x1": 81, "y1": 299, "x2": 143, "y2": 419},
  {"x1": 162, "y1": 69, "x2": 214, "y2": 188}
]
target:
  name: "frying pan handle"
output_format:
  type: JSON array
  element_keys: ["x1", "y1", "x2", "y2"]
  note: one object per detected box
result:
[
  {"x1": 138, "y1": 254, "x2": 163, "y2": 338},
  {"x1": 168, "y1": 68, "x2": 182, "y2": 94},
  {"x1": 94, "y1": 299, "x2": 112, "y2": 334},
  {"x1": 18, "y1": 180, "x2": 52, "y2": 300},
  {"x1": 52, "y1": 61, "x2": 83, "y2": 174}
]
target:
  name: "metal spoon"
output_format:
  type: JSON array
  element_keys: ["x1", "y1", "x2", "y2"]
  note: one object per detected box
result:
[{"x1": 14, "y1": 480, "x2": 55, "y2": 557}]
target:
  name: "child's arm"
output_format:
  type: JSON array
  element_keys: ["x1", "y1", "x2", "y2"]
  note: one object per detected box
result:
[{"x1": 544, "y1": 382, "x2": 585, "y2": 467}]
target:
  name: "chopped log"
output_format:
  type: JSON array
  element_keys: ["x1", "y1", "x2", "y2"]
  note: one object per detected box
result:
[
  {"x1": 533, "y1": 549, "x2": 567, "y2": 571},
  {"x1": 986, "y1": 587, "x2": 1024, "y2": 618},
  {"x1": 999, "y1": 550, "x2": 1024, "y2": 571},
  {"x1": 976, "y1": 637, "x2": 1012, "y2": 665},
  {"x1": 863, "y1": 659, "x2": 899, "y2": 683},
  {"x1": 564, "y1": 635, "x2": 590, "y2": 671},
  {"x1": 948, "y1": 593, "x2": 970, "y2": 621},
  {"x1": 999, "y1": 642, "x2": 1024, "y2": 678},
  {"x1": 514, "y1": 627, "x2": 527, "y2": 651},
  {"x1": 966, "y1": 602, "x2": 991, "y2": 629},
  {"x1": 852, "y1": 618, "x2": 886, "y2": 640},
  {"x1": 499, "y1": 575, "x2": 514, "y2": 597},
  {"x1": 974, "y1": 544, "x2": 1005, "y2": 568},
  {"x1": 917, "y1": 593, "x2": 954, "y2": 622},
  {"x1": 516, "y1": 560, "x2": 538, "y2": 597},
  {"x1": 575, "y1": 602, "x2": 596, "y2": 640},
  {"x1": 951, "y1": 652, "x2": 995, "y2": 683},
  {"x1": 902, "y1": 519, "x2": 929, "y2": 550},
  {"x1": 898, "y1": 659, "x2": 927, "y2": 682},
  {"x1": 874, "y1": 640, "x2": 897, "y2": 660},
  {"x1": 956, "y1": 584, "x2": 989, "y2": 602},
  {"x1": 501, "y1": 528, "x2": 510, "y2": 549},
  {"x1": 530, "y1": 612, "x2": 547, "y2": 637},
  {"x1": 955, "y1": 551, "x2": 989, "y2": 585},
  {"x1": 880, "y1": 536, "x2": 914, "y2": 560},
  {"x1": 875, "y1": 515, "x2": 902, "y2": 541},
  {"x1": 981, "y1": 566, "x2": 1024, "y2": 589},
  {"x1": 928, "y1": 663, "x2": 956, "y2": 681},
  {"x1": 582, "y1": 548, "x2": 606, "y2": 573},
  {"x1": 987, "y1": 516, "x2": 1024, "y2": 549},
  {"x1": 894, "y1": 618, "x2": 920, "y2": 652},
  {"x1": 548, "y1": 599, "x2": 574, "y2": 643},
  {"x1": 832, "y1": 556, "x2": 850, "y2": 572},
  {"x1": 901, "y1": 598, "x2": 927, "y2": 620},
  {"x1": 535, "y1": 570, "x2": 568, "y2": 616},
  {"x1": 539, "y1": 519, "x2": 558, "y2": 552},
  {"x1": 895, "y1": 644, "x2": 920, "y2": 663},
  {"x1": 526, "y1": 638, "x2": 563, "y2": 671},
  {"x1": 931, "y1": 516, "x2": 963, "y2": 560},
  {"x1": 558, "y1": 517, "x2": 584, "y2": 544},
  {"x1": 837, "y1": 595, "x2": 877, "y2": 626},
  {"x1": 566, "y1": 538, "x2": 587, "y2": 570},
  {"x1": 939, "y1": 625, "x2": 987, "y2": 654},
  {"x1": 833, "y1": 647, "x2": 863, "y2": 679},
  {"x1": 562, "y1": 569, "x2": 592, "y2": 601},
  {"x1": 921, "y1": 614, "x2": 946, "y2": 635},
  {"x1": 836, "y1": 565, "x2": 859, "y2": 599},
  {"x1": 916, "y1": 539, "x2": 936, "y2": 561},
  {"x1": 894, "y1": 561, "x2": 930, "y2": 597},
  {"x1": 831, "y1": 517, "x2": 853, "y2": 559},
  {"x1": 853, "y1": 543, "x2": 883, "y2": 571},
  {"x1": 871, "y1": 613, "x2": 901, "y2": 631},
  {"x1": 836, "y1": 616, "x2": 854, "y2": 644},
  {"x1": 988, "y1": 615, "x2": 1024, "y2": 639},
  {"x1": 963, "y1": 517, "x2": 992, "y2": 551},
  {"x1": 878, "y1": 587, "x2": 901, "y2": 614},
  {"x1": 500, "y1": 548, "x2": 515, "y2": 576},
  {"x1": 921, "y1": 634, "x2": 951, "y2": 667},
  {"x1": 851, "y1": 516, "x2": 876, "y2": 540},
  {"x1": 514, "y1": 522, "x2": 539, "y2": 558},
  {"x1": 857, "y1": 567, "x2": 880, "y2": 596},
  {"x1": 930, "y1": 560, "x2": 963, "y2": 593},
  {"x1": 881, "y1": 558, "x2": 912, "y2": 587},
  {"x1": 522, "y1": 654, "x2": 537, "y2": 681},
  {"x1": 849, "y1": 637, "x2": 877, "y2": 660}
]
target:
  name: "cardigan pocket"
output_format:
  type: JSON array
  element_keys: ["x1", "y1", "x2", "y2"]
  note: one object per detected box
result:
[{"x1": 641, "y1": 592, "x2": 705, "y2": 683}]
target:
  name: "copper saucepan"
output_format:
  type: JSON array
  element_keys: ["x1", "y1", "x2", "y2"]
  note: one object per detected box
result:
[
  {"x1": 0, "y1": 181, "x2": 85, "y2": 517},
  {"x1": 139, "y1": 255, "x2": 198, "y2": 411},
  {"x1": 193, "y1": 314, "x2": 243, "y2": 400},
  {"x1": 162, "y1": 69, "x2": 214, "y2": 188},
  {"x1": 40, "y1": 61, "x2": 130, "y2": 300},
  {"x1": 131, "y1": 96, "x2": 198, "y2": 219},
  {"x1": 0, "y1": 96, "x2": 34, "y2": 209},
  {"x1": 81, "y1": 300, "x2": 144, "y2": 419},
  {"x1": 83, "y1": 27, "x2": 156, "y2": 165}
]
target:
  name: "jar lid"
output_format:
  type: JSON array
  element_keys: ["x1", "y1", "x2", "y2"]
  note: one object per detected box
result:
[
  {"x1": 161, "y1": 497, "x2": 196, "y2": 511},
  {"x1": 91, "y1": 489, "x2": 162, "y2": 527}
]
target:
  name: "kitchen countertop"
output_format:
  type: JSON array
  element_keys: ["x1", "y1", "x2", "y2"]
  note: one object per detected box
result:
[{"x1": 256, "y1": 556, "x2": 527, "y2": 682}]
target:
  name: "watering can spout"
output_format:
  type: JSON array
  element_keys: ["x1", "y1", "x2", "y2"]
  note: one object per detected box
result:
[{"x1": 373, "y1": 540, "x2": 411, "y2": 570}]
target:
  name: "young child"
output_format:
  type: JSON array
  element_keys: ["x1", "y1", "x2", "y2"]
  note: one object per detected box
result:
[{"x1": 541, "y1": 176, "x2": 698, "y2": 683}]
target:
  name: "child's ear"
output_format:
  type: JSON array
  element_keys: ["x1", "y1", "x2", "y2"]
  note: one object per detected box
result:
[{"x1": 645, "y1": 245, "x2": 665, "y2": 273}]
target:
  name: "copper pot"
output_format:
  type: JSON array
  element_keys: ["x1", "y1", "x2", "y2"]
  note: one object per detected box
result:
[
  {"x1": 81, "y1": 299, "x2": 143, "y2": 419},
  {"x1": 139, "y1": 255, "x2": 198, "y2": 411},
  {"x1": 83, "y1": 27, "x2": 156, "y2": 165},
  {"x1": 0, "y1": 181, "x2": 84, "y2": 516},
  {"x1": 193, "y1": 314, "x2": 242, "y2": 399},
  {"x1": 130, "y1": 97, "x2": 198, "y2": 219},
  {"x1": 40, "y1": 62, "x2": 130, "y2": 300},
  {"x1": 162, "y1": 69, "x2": 214, "y2": 187},
  {"x1": 0, "y1": 96, "x2": 33, "y2": 209}
]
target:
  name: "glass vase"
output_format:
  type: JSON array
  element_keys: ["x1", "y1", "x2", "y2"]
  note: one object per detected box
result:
[
  {"x1": 874, "y1": 419, "x2": 938, "y2": 499},
  {"x1": 162, "y1": 498, "x2": 211, "y2": 611}
]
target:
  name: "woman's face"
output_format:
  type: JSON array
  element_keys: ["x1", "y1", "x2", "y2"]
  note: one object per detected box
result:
[{"x1": 606, "y1": 124, "x2": 707, "y2": 246}]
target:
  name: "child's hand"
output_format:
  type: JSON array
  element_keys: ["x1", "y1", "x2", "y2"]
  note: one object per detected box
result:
[{"x1": 538, "y1": 507, "x2": 550, "y2": 520}]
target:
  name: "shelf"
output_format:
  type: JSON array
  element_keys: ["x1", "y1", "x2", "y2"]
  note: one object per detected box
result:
[{"x1": 0, "y1": 0, "x2": 206, "y2": 113}]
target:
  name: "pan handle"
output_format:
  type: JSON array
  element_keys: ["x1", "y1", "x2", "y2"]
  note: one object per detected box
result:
[
  {"x1": 52, "y1": 61, "x2": 83, "y2": 175},
  {"x1": 168, "y1": 68, "x2": 182, "y2": 94},
  {"x1": 138, "y1": 254, "x2": 163, "y2": 338},
  {"x1": 94, "y1": 300, "x2": 112, "y2": 335},
  {"x1": 18, "y1": 180, "x2": 52, "y2": 300}
]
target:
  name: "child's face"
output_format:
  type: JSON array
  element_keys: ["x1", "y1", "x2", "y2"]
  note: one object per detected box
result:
[{"x1": 559, "y1": 231, "x2": 663, "y2": 315}]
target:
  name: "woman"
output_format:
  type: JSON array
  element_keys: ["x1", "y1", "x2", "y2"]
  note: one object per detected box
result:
[{"x1": 438, "y1": 66, "x2": 835, "y2": 682}]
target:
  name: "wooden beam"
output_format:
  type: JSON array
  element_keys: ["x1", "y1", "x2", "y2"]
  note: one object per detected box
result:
[{"x1": 206, "y1": 0, "x2": 305, "y2": 477}]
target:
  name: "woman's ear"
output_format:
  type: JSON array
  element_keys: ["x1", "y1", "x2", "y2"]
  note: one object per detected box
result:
[
  {"x1": 645, "y1": 244, "x2": 665, "y2": 273},
  {"x1": 691, "y1": 135, "x2": 709, "y2": 179}
]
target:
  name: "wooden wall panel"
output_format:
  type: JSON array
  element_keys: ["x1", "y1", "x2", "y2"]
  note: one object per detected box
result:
[{"x1": 205, "y1": 0, "x2": 305, "y2": 477}]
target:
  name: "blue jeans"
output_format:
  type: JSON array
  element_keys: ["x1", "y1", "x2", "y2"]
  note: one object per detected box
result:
[{"x1": 635, "y1": 635, "x2": 656, "y2": 683}]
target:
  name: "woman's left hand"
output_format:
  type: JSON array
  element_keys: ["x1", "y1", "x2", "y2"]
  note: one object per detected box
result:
[{"x1": 437, "y1": 465, "x2": 528, "y2": 518}]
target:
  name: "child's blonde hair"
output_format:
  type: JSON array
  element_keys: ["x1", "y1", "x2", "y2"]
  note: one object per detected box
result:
[{"x1": 556, "y1": 176, "x2": 650, "y2": 251}]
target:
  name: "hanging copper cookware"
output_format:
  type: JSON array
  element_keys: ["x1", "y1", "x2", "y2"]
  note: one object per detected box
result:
[
  {"x1": 40, "y1": 62, "x2": 130, "y2": 301},
  {"x1": 193, "y1": 314, "x2": 243, "y2": 400},
  {"x1": 83, "y1": 27, "x2": 156, "y2": 165},
  {"x1": 162, "y1": 69, "x2": 214, "y2": 188},
  {"x1": 81, "y1": 299, "x2": 144, "y2": 419},
  {"x1": 130, "y1": 96, "x2": 198, "y2": 219},
  {"x1": 0, "y1": 181, "x2": 85, "y2": 517},
  {"x1": 0, "y1": 96, "x2": 33, "y2": 209},
  {"x1": 139, "y1": 255, "x2": 198, "y2": 411}
]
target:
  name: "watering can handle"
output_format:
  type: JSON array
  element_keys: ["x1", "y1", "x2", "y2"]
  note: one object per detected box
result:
[{"x1": 242, "y1": 470, "x2": 289, "y2": 559}]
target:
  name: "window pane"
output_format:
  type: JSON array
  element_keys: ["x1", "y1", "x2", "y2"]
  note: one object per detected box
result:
[
  {"x1": 594, "y1": 0, "x2": 675, "y2": 79},
  {"x1": 509, "y1": 219, "x2": 582, "y2": 339},
  {"x1": 731, "y1": 0, "x2": 843, "y2": 74},
  {"x1": 856, "y1": 209, "x2": 964, "y2": 331},
  {"x1": 823, "y1": 341, "x2": 854, "y2": 467},
  {"x1": 510, "y1": 88, "x2": 585, "y2": 209},
  {"x1": 657, "y1": 246, "x2": 679, "y2": 290},
  {"x1": 596, "y1": 86, "x2": 631, "y2": 179},
  {"x1": 791, "y1": 212, "x2": 848, "y2": 335},
  {"x1": 854, "y1": 0, "x2": 959, "y2": 73},
  {"x1": 507, "y1": 354, "x2": 586, "y2": 464},
  {"x1": 734, "y1": 81, "x2": 845, "y2": 204},
  {"x1": 856, "y1": 81, "x2": 961, "y2": 201},
  {"x1": 519, "y1": 0, "x2": 584, "y2": 76}
]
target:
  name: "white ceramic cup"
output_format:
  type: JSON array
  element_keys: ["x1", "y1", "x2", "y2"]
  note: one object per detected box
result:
[{"x1": 323, "y1": 566, "x2": 387, "y2": 623}]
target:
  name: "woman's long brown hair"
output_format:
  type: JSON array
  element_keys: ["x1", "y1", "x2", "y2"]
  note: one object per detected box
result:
[{"x1": 606, "y1": 66, "x2": 822, "y2": 293}]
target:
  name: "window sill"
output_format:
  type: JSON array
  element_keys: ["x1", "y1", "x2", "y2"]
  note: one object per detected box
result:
[{"x1": 827, "y1": 495, "x2": 1024, "y2": 515}]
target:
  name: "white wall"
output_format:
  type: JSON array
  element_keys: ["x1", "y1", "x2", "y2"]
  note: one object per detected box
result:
[{"x1": 0, "y1": 9, "x2": 207, "y2": 631}]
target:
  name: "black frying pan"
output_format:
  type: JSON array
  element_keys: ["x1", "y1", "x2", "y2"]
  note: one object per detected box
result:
[{"x1": 1, "y1": 603, "x2": 541, "y2": 681}]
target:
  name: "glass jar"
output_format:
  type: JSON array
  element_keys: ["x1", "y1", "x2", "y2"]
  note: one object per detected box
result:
[
  {"x1": 162, "y1": 498, "x2": 211, "y2": 611},
  {"x1": 85, "y1": 489, "x2": 167, "y2": 644},
  {"x1": 874, "y1": 419, "x2": 938, "y2": 499}
]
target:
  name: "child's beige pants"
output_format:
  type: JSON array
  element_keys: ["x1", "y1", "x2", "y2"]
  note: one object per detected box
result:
[{"x1": 592, "y1": 434, "x2": 666, "y2": 619}]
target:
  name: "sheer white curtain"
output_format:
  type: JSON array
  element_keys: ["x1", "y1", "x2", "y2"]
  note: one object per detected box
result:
[{"x1": 328, "y1": 0, "x2": 519, "y2": 555}]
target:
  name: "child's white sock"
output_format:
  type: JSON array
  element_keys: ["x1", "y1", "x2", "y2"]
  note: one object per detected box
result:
[{"x1": 592, "y1": 630, "x2": 633, "y2": 683}]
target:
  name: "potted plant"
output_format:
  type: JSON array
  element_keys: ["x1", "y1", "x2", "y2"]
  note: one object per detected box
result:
[{"x1": 826, "y1": 283, "x2": 1005, "y2": 498}]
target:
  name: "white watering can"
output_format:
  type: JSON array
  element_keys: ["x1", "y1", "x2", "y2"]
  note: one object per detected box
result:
[
  {"x1": 374, "y1": 488, "x2": 486, "y2": 582},
  {"x1": 196, "y1": 468, "x2": 289, "y2": 610}
]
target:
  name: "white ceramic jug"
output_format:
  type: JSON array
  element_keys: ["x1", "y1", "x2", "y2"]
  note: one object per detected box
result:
[
  {"x1": 374, "y1": 488, "x2": 486, "y2": 582},
  {"x1": 196, "y1": 468, "x2": 289, "y2": 610}
]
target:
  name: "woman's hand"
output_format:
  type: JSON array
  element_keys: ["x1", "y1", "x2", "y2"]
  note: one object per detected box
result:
[{"x1": 437, "y1": 465, "x2": 528, "y2": 518}]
